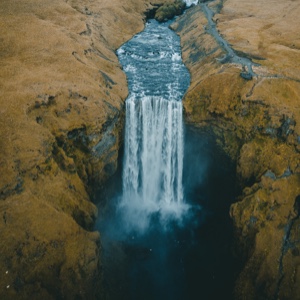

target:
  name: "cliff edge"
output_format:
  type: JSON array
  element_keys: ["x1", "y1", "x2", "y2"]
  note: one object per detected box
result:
[
  {"x1": 0, "y1": 0, "x2": 171, "y2": 298},
  {"x1": 173, "y1": 0, "x2": 300, "y2": 298}
]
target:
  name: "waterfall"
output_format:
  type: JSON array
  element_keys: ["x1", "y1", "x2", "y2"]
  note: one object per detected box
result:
[
  {"x1": 185, "y1": 0, "x2": 198, "y2": 6},
  {"x1": 97, "y1": 6, "x2": 237, "y2": 299},
  {"x1": 123, "y1": 95, "x2": 184, "y2": 204},
  {"x1": 118, "y1": 19, "x2": 190, "y2": 232}
]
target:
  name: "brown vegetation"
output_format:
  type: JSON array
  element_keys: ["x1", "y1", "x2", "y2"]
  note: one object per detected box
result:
[
  {"x1": 173, "y1": 0, "x2": 300, "y2": 298},
  {"x1": 0, "y1": 0, "x2": 172, "y2": 298}
]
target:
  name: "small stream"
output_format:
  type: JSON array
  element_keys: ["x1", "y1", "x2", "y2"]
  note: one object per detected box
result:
[
  {"x1": 200, "y1": 1, "x2": 259, "y2": 80},
  {"x1": 97, "y1": 16, "x2": 240, "y2": 300}
]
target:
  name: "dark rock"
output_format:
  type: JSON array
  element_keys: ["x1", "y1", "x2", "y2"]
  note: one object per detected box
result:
[
  {"x1": 277, "y1": 115, "x2": 295, "y2": 139},
  {"x1": 240, "y1": 72, "x2": 253, "y2": 80},
  {"x1": 145, "y1": 4, "x2": 161, "y2": 19},
  {"x1": 294, "y1": 195, "x2": 300, "y2": 218},
  {"x1": 154, "y1": 0, "x2": 186, "y2": 22}
]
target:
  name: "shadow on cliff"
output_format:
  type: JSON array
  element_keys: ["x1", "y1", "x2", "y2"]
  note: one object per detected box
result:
[{"x1": 95, "y1": 125, "x2": 242, "y2": 300}]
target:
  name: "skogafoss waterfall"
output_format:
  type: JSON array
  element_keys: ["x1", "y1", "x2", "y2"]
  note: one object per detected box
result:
[
  {"x1": 117, "y1": 20, "x2": 190, "y2": 232},
  {"x1": 98, "y1": 12, "x2": 238, "y2": 300},
  {"x1": 124, "y1": 97, "x2": 184, "y2": 203}
]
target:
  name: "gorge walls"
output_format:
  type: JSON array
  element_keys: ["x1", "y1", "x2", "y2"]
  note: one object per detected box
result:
[
  {"x1": 172, "y1": 0, "x2": 300, "y2": 299},
  {"x1": 0, "y1": 0, "x2": 180, "y2": 298},
  {"x1": 1, "y1": 0, "x2": 300, "y2": 298}
]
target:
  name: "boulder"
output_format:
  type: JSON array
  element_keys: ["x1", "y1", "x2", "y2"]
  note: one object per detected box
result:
[{"x1": 155, "y1": 0, "x2": 186, "y2": 22}]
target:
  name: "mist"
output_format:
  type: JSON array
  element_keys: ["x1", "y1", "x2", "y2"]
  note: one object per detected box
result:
[
  {"x1": 96, "y1": 13, "x2": 239, "y2": 300},
  {"x1": 96, "y1": 125, "x2": 239, "y2": 300}
]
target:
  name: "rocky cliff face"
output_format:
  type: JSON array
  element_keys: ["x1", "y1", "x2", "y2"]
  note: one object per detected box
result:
[
  {"x1": 0, "y1": 0, "x2": 175, "y2": 298},
  {"x1": 2, "y1": 0, "x2": 300, "y2": 298},
  {"x1": 173, "y1": 0, "x2": 300, "y2": 298}
]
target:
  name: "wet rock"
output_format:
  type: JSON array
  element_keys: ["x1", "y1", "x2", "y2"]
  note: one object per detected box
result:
[{"x1": 240, "y1": 72, "x2": 253, "y2": 80}]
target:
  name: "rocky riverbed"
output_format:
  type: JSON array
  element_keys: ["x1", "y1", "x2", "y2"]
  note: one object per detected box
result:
[{"x1": 1, "y1": 0, "x2": 300, "y2": 299}]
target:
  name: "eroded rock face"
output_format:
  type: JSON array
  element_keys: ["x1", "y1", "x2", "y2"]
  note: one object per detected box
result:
[
  {"x1": 0, "y1": 0, "x2": 175, "y2": 298},
  {"x1": 173, "y1": 0, "x2": 300, "y2": 298},
  {"x1": 154, "y1": 0, "x2": 186, "y2": 22}
]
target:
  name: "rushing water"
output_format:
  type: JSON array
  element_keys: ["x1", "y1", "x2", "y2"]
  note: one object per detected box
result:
[
  {"x1": 185, "y1": 0, "x2": 198, "y2": 6},
  {"x1": 117, "y1": 19, "x2": 190, "y2": 232},
  {"x1": 97, "y1": 14, "x2": 239, "y2": 300}
]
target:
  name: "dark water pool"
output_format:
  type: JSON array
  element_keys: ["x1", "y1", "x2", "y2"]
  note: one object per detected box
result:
[
  {"x1": 96, "y1": 17, "x2": 240, "y2": 300},
  {"x1": 96, "y1": 126, "x2": 240, "y2": 300}
]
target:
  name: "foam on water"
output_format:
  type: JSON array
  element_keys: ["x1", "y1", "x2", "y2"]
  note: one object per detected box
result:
[
  {"x1": 120, "y1": 95, "x2": 189, "y2": 232},
  {"x1": 117, "y1": 19, "x2": 190, "y2": 233},
  {"x1": 99, "y1": 13, "x2": 238, "y2": 300},
  {"x1": 184, "y1": 0, "x2": 198, "y2": 6}
]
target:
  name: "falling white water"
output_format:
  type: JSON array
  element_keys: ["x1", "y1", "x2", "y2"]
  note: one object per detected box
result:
[
  {"x1": 117, "y1": 20, "x2": 190, "y2": 232},
  {"x1": 184, "y1": 0, "x2": 198, "y2": 7},
  {"x1": 123, "y1": 95, "x2": 184, "y2": 207}
]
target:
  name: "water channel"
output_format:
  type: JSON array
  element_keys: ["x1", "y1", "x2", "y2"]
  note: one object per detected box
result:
[{"x1": 97, "y1": 16, "x2": 239, "y2": 300}]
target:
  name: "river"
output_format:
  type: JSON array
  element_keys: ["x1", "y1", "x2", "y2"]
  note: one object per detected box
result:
[{"x1": 97, "y1": 13, "x2": 239, "y2": 300}]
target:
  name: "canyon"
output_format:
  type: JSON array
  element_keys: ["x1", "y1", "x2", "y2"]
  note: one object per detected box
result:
[
  {"x1": 0, "y1": 0, "x2": 299, "y2": 299},
  {"x1": 172, "y1": 0, "x2": 300, "y2": 298}
]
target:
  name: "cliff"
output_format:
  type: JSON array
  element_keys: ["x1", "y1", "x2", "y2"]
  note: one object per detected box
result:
[
  {"x1": 173, "y1": 0, "x2": 300, "y2": 298},
  {"x1": 0, "y1": 0, "x2": 174, "y2": 298},
  {"x1": 2, "y1": 0, "x2": 300, "y2": 298}
]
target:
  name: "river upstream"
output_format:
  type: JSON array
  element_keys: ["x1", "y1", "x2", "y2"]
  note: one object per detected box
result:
[{"x1": 97, "y1": 15, "x2": 240, "y2": 300}]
